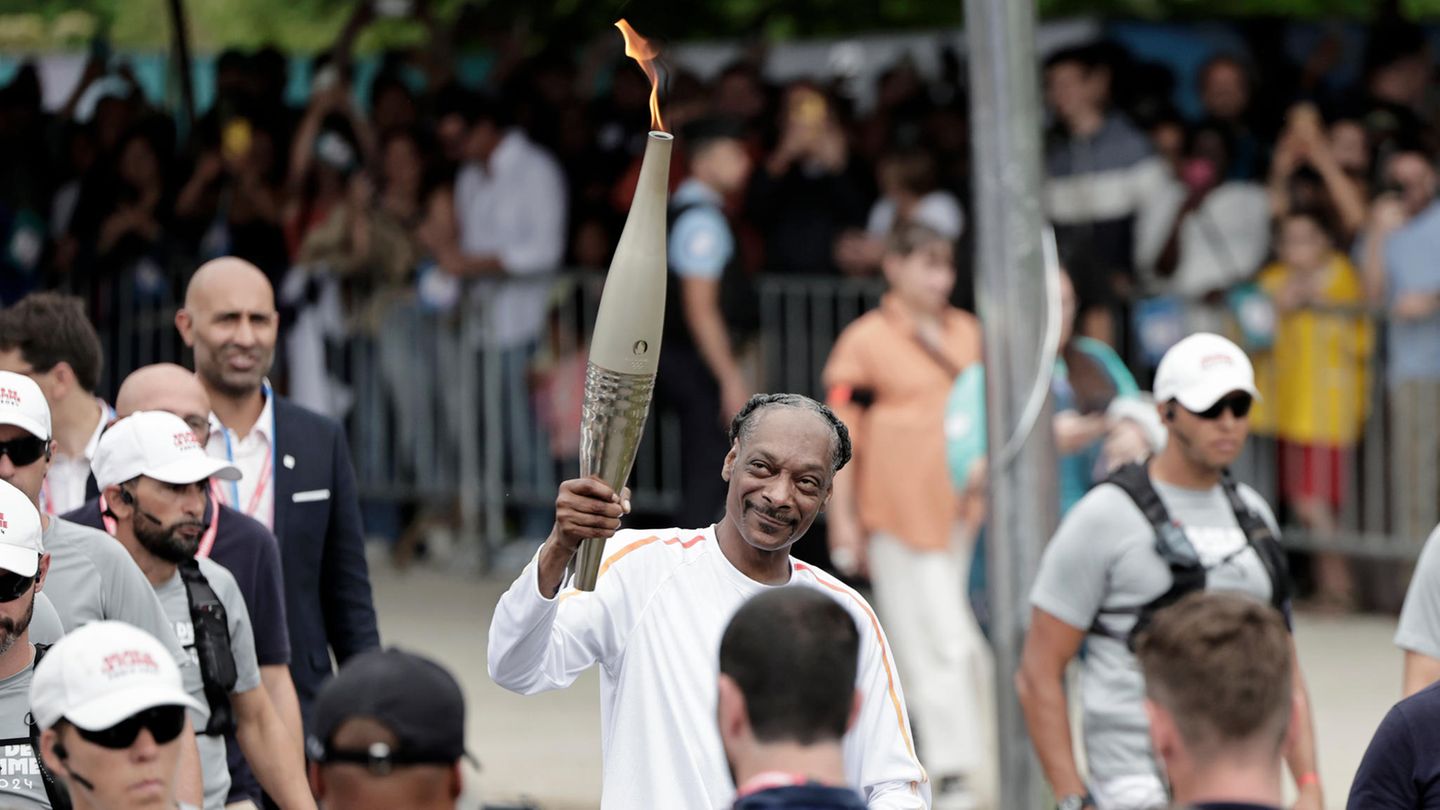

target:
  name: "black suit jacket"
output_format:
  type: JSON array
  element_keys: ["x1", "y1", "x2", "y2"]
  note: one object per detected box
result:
[{"x1": 271, "y1": 397, "x2": 381, "y2": 725}]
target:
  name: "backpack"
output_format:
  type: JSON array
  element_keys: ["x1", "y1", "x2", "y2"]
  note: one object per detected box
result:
[{"x1": 1088, "y1": 462, "x2": 1291, "y2": 651}]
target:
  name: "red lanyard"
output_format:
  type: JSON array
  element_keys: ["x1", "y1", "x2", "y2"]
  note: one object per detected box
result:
[
  {"x1": 99, "y1": 487, "x2": 221, "y2": 559},
  {"x1": 236, "y1": 439, "x2": 274, "y2": 523}
]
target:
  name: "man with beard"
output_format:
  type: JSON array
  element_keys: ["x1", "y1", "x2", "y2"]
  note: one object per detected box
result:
[
  {"x1": 0, "y1": 371, "x2": 207, "y2": 807},
  {"x1": 64, "y1": 363, "x2": 300, "y2": 808},
  {"x1": 489, "y1": 393, "x2": 928, "y2": 809},
  {"x1": 176, "y1": 256, "x2": 378, "y2": 729},
  {"x1": 0, "y1": 479, "x2": 57, "y2": 808},
  {"x1": 91, "y1": 410, "x2": 315, "y2": 810}
]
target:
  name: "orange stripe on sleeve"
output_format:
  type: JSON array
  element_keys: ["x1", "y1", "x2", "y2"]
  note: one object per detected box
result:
[
  {"x1": 556, "y1": 533, "x2": 709, "y2": 601},
  {"x1": 794, "y1": 562, "x2": 925, "y2": 780}
]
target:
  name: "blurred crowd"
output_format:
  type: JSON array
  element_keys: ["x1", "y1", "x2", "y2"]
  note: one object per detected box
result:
[{"x1": 0, "y1": 12, "x2": 1439, "y2": 596}]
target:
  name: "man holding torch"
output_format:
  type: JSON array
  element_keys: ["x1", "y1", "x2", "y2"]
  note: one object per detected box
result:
[{"x1": 488, "y1": 393, "x2": 929, "y2": 809}]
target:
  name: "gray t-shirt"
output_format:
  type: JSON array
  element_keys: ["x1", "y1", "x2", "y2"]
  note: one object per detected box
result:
[
  {"x1": 1396, "y1": 524, "x2": 1440, "y2": 658},
  {"x1": 0, "y1": 647, "x2": 48, "y2": 808},
  {"x1": 1030, "y1": 479, "x2": 1283, "y2": 785},
  {"x1": 154, "y1": 558, "x2": 261, "y2": 810},
  {"x1": 28, "y1": 594, "x2": 62, "y2": 647},
  {"x1": 40, "y1": 518, "x2": 190, "y2": 665}
]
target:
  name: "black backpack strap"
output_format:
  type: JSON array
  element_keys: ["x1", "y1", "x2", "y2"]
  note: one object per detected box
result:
[
  {"x1": 1220, "y1": 472, "x2": 1292, "y2": 615},
  {"x1": 178, "y1": 560, "x2": 238, "y2": 737},
  {"x1": 28, "y1": 643, "x2": 73, "y2": 810},
  {"x1": 1089, "y1": 462, "x2": 1207, "y2": 651}
]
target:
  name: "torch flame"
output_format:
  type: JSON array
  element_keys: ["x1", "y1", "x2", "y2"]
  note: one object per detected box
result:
[{"x1": 615, "y1": 19, "x2": 664, "y2": 132}]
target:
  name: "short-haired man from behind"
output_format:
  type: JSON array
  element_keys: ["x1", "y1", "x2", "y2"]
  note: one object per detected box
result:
[
  {"x1": 32, "y1": 621, "x2": 207, "y2": 810},
  {"x1": 92, "y1": 411, "x2": 315, "y2": 810},
  {"x1": 0, "y1": 292, "x2": 112, "y2": 516},
  {"x1": 306, "y1": 649, "x2": 468, "y2": 810},
  {"x1": 1134, "y1": 591, "x2": 1295, "y2": 810},
  {"x1": 719, "y1": 588, "x2": 867, "y2": 810}
]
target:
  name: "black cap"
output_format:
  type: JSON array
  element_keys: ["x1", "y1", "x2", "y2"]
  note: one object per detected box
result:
[
  {"x1": 308, "y1": 648, "x2": 468, "y2": 766},
  {"x1": 681, "y1": 116, "x2": 747, "y2": 149}
]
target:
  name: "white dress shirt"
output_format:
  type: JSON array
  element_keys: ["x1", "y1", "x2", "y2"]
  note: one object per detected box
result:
[
  {"x1": 205, "y1": 388, "x2": 276, "y2": 531},
  {"x1": 42, "y1": 398, "x2": 109, "y2": 515},
  {"x1": 455, "y1": 129, "x2": 568, "y2": 349}
]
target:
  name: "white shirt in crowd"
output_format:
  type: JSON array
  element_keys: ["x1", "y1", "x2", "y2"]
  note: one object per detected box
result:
[
  {"x1": 488, "y1": 526, "x2": 930, "y2": 810},
  {"x1": 41, "y1": 398, "x2": 108, "y2": 515},
  {"x1": 206, "y1": 389, "x2": 276, "y2": 531},
  {"x1": 455, "y1": 129, "x2": 568, "y2": 350},
  {"x1": 1134, "y1": 178, "x2": 1271, "y2": 331}
]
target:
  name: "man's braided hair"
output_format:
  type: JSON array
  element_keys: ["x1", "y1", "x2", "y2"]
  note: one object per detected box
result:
[{"x1": 727, "y1": 393, "x2": 853, "y2": 473}]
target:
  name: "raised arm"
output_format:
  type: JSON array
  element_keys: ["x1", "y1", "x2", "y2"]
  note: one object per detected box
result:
[{"x1": 487, "y1": 478, "x2": 631, "y2": 695}]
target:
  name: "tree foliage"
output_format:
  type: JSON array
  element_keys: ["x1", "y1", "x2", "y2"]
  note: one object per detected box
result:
[{"x1": 0, "y1": 0, "x2": 1435, "y2": 53}]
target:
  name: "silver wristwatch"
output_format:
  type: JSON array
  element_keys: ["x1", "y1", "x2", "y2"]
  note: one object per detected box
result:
[{"x1": 1057, "y1": 794, "x2": 1093, "y2": 810}]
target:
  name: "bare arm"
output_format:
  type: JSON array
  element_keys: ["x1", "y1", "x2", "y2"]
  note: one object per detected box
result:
[
  {"x1": 1363, "y1": 199, "x2": 1408, "y2": 305},
  {"x1": 1017, "y1": 608, "x2": 1090, "y2": 803},
  {"x1": 1285, "y1": 637, "x2": 1323, "y2": 809},
  {"x1": 680, "y1": 277, "x2": 749, "y2": 421},
  {"x1": 175, "y1": 721, "x2": 204, "y2": 807},
  {"x1": 233, "y1": 687, "x2": 318, "y2": 810},
  {"x1": 1304, "y1": 140, "x2": 1368, "y2": 239},
  {"x1": 261, "y1": 664, "x2": 304, "y2": 757},
  {"x1": 1403, "y1": 650, "x2": 1440, "y2": 698}
]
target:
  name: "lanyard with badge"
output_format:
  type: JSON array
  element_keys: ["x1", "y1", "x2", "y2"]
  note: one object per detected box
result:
[
  {"x1": 38, "y1": 397, "x2": 115, "y2": 516},
  {"x1": 219, "y1": 381, "x2": 277, "y2": 526}
]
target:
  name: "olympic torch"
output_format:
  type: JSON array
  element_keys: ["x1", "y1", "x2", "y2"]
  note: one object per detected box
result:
[{"x1": 570, "y1": 21, "x2": 672, "y2": 590}]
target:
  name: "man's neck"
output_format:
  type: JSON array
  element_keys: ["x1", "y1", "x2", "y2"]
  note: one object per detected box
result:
[
  {"x1": 1172, "y1": 757, "x2": 1283, "y2": 808},
  {"x1": 733, "y1": 740, "x2": 848, "y2": 792},
  {"x1": 1066, "y1": 108, "x2": 1107, "y2": 139},
  {"x1": 1150, "y1": 443, "x2": 1223, "y2": 490},
  {"x1": 716, "y1": 518, "x2": 793, "y2": 586},
  {"x1": 206, "y1": 383, "x2": 266, "y2": 440},
  {"x1": 0, "y1": 638, "x2": 35, "y2": 681},
  {"x1": 53, "y1": 394, "x2": 102, "y2": 458},
  {"x1": 115, "y1": 527, "x2": 177, "y2": 587}
]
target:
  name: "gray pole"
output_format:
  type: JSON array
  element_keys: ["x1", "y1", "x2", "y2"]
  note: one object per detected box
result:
[{"x1": 963, "y1": 0, "x2": 1059, "y2": 806}]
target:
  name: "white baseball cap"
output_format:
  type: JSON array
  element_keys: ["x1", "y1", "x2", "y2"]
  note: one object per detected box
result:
[
  {"x1": 30, "y1": 620, "x2": 203, "y2": 731},
  {"x1": 0, "y1": 371, "x2": 50, "y2": 441},
  {"x1": 1153, "y1": 333, "x2": 1261, "y2": 413},
  {"x1": 0, "y1": 479, "x2": 42, "y2": 578},
  {"x1": 91, "y1": 411, "x2": 240, "y2": 492}
]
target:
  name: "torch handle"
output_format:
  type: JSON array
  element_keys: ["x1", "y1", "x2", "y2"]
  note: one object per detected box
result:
[{"x1": 571, "y1": 362, "x2": 657, "y2": 590}]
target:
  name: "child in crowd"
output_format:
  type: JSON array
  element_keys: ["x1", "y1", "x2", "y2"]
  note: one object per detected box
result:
[{"x1": 1251, "y1": 207, "x2": 1372, "y2": 610}]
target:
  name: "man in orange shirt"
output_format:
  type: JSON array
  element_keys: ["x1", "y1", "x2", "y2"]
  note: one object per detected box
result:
[{"x1": 823, "y1": 220, "x2": 988, "y2": 809}]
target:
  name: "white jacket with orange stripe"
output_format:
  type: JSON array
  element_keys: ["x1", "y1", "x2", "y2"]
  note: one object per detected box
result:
[{"x1": 488, "y1": 525, "x2": 931, "y2": 809}]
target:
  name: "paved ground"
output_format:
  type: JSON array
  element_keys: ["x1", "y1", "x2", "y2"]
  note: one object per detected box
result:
[{"x1": 371, "y1": 560, "x2": 1402, "y2": 810}]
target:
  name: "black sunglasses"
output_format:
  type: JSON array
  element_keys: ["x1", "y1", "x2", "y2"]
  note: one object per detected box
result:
[
  {"x1": 0, "y1": 436, "x2": 46, "y2": 467},
  {"x1": 74, "y1": 705, "x2": 187, "y2": 749},
  {"x1": 0, "y1": 570, "x2": 36, "y2": 603},
  {"x1": 1191, "y1": 394, "x2": 1253, "y2": 421}
]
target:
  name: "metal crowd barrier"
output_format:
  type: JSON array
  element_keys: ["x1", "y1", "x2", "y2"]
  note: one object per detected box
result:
[{"x1": 84, "y1": 266, "x2": 1438, "y2": 567}]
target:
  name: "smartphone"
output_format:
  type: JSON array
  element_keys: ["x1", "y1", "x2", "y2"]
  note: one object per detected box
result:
[
  {"x1": 788, "y1": 87, "x2": 828, "y2": 127},
  {"x1": 222, "y1": 118, "x2": 253, "y2": 163}
]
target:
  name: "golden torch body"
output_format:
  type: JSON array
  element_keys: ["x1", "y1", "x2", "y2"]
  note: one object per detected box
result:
[{"x1": 570, "y1": 131, "x2": 673, "y2": 590}]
